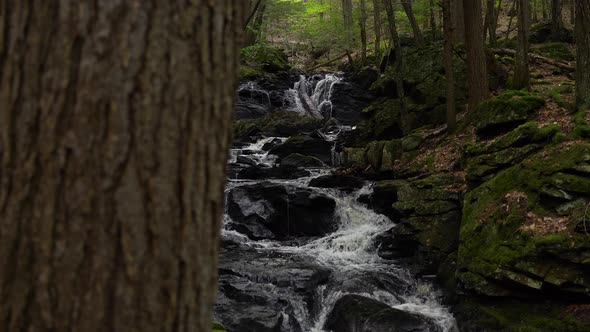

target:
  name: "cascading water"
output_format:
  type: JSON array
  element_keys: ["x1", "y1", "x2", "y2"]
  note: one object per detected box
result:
[
  {"x1": 286, "y1": 74, "x2": 342, "y2": 120},
  {"x1": 217, "y1": 135, "x2": 458, "y2": 332}
]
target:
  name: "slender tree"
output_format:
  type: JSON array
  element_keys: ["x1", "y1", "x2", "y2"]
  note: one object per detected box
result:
[
  {"x1": 463, "y1": 0, "x2": 489, "y2": 110},
  {"x1": 384, "y1": 0, "x2": 409, "y2": 133},
  {"x1": 514, "y1": 0, "x2": 531, "y2": 90},
  {"x1": 576, "y1": 0, "x2": 590, "y2": 111},
  {"x1": 0, "y1": 1, "x2": 246, "y2": 331},
  {"x1": 443, "y1": 0, "x2": 457, "y2": 132},
  {"x1": 430, "y1": 0, "x2": 439, "y2": 41},
  {"x1": 402, "y1": 0, "x2": 425, "y2": 46},
  {"x1": 373, "y1": 0, "x2": 382, "y2": 59},
  {"x1": 342, "y1": 0, "x2": 355, "y2": 63},
  {"x1": 451, "y1": 0, "x2": 466, "y2": 43},
  {"x1": 360, "y1": 0, "x2": 368, "y2": 63}
]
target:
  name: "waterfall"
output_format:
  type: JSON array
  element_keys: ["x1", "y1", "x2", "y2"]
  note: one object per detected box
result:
[{"x1": 286, "y1": 74, "x2": 342, "y2": 119}]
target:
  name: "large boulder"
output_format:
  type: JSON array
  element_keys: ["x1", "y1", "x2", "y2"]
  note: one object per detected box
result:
[
  {"x1": 269, "y1": 135, "x2": 334, "y2": 165},
  {"x1": 324, "y1": 295, "x2": 439, "y2": 332},
  {"x1": 458, "y1": 142, "x2": 590, "y2": 298},
  {"x1": 233, "y1": 111, "x2": 324, "y2": 141},
  {"x1": 469, "y1": 91, "x2": 545, "y2": 139},
  {"x1": 330, "y1": 75, "x2": 377, "y2": 125},
  {"x1": 227, "y1": 182, "x2": 337, "y2": 240},
  {"x1": 281, "y1": 153, "x2": 326, "y2": 168},
  {"x1": 309, "y1": 174, "x2": 365, "y2": 192}
]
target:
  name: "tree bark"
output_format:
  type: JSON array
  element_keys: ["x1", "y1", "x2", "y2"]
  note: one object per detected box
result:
[
  {"x1": 552, "y1": 0, "x2": 564, "y2": 39},
  {"x1": 373, "y1": 0, "x2": 382, "y2": 59},
  {"x1": 342, "y1": 0, "x2": 354, "y2": 53},
  {"x1": 451, "y1": 0, "x2": 466, "y2": 43},
  {"x1": 430, "y1": 0, "x2": 439, "y2": 41},
  {"x1": 463, "y1": 0, "x2": 489, "y2": 110},
  {"x1": 402, "y1": 0, "x2": 425, "y2": 46},
  {"x1": 443, "y1": 0, "x2": 456, "y2": 132},
  {"x1": 245, "y1": 0, "x2": 267, "y2": 46},
  {"x1": 360, "y1": 0, "x2": 368, "y2": 63},
  {"x1": 576, "y1": 0, "x2": 590, "y2": 111},
  {"x1": 0, "y1": 1, "x2": 246, "y2": 331},
  {"x1": 384, "y1": 0, "x2": 408, "y2": 134},
  {"x1": 514, "y1": 0, "x2": 531, "y2": 90}
]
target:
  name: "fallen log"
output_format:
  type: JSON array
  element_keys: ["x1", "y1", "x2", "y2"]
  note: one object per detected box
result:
[
  {"x1": 307, "y1": 52, "x2": 349, "y2": 71},
  {"x1": 490, "y1": 48, "x2": 576, "y2": 71}
]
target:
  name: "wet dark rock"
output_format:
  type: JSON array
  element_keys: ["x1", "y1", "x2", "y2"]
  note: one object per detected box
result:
[
  {"x1": 236, "y1": 155, "x2": 258, "y2": 167},
  {"x1": 269, "y1": 135, "x2": 334, "y2": 165},
  {"x1": 235, "y1": 165, "x2": 311, "y2": 180},
  {"x1": 281, "y1": 153, "x2": 326, "y2": 168},
  {"x1": 227, "y1": 182, "x2": 337, "y2": 240},
  {"x1": 309, "y1": 174, "x2": 365, "y2": 192},
  {"x1": 216, "y1": 243, "x2": 331, "y2": 332},
  {"x1": 324, "y1": 295, "x2": 439, "y2": 332},
  {"x1": 330, "y1": 80, "x2": 377, "y2": 125}
]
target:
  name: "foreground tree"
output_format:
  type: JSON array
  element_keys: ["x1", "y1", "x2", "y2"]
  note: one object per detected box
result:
[
  {"x1": 576, "y1": 0, "x2": 590, "y2": 111},
  {"x1": 514, "y1": 0, "x2": 531, "y2": 90},
  {"x1": 0, "y1": 1, "x2": 246, "y2": 331},
  {"x1": 463, "y1": 0, "x2": 489, "y2": 109},
  {"x1": 552, "y1": 0, "x2": 565, "y2": 39}
]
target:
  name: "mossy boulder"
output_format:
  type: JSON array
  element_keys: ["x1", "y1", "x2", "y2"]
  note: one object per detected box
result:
[
  {"x1": 466, "y1": 122, "x2": 560, "y2": 185},
  {"x1": 339, "y1": 147, "x2": 366, "y2": 169},
  {"x1": 573, "y1": 111, "x2": 590, "y2": 139},
  {"x1": 269, "y1": 135, "x2": 334, "y2": 165},
  {"x1": 233, "y1": 111, "x2": 324, "y2": 141},
  {"x1": 458, "y1": 142, "x2": 590, "y2": 297},
  {"x1": 530, "y1": 22, "x2": 574, "y2": 43},
  {"x1": 531, "y1": 42, "x2": 575, "y2": 62},
  {"x1": 470, "y1": 91, "x2": 545, "y2": 139},
  {"x1": 212, "y1": 322, "x2": 226, "y2": 332},
  {"x1": 280, "y1": 153, "x2": 326, "y2": 168},
  {"x1": 240, "y1": 44, "x2": 290, "y2": 75}
]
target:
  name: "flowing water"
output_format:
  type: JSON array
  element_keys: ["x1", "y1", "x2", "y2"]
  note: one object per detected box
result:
[{"x1": 216, "y1": 75, "x2": 457, "y2": 332}]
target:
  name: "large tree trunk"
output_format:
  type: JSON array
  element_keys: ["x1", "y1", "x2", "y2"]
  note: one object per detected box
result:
[
  {"x1": 463, "y1": 0, "x2": 489, "y2": 110},
  {"x1": 0, "y1": 1, "x2": 246, "y2": 331},
  {"x1": 384, "y1": 0, "x2": 408, "y2": 134},
  {"x1": 443, "y1": 0, "x2": 456, "y2": 132},
  {"x1": 451, "y1": 0, "x2": 466, "y2": 43},
  {"x1": 402, "y1": 0, "x2": 425, "y2": 46},
  {"x1": 514, "y1": 0, "x2": 531, "y2": 90},
  {"x1": 373, "y1": 0, "x2": 382, "y2": 59},
  {"x1": 360, "y1": 0, "x2": 368, "y2": 63},
  {"x1": 576, "y1": 0, "x2": 590, "y2": 111}
]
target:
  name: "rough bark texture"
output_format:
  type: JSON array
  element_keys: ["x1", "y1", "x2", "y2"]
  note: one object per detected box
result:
[
  {"x1": 576, "y1": 0, "x2": 590, "y2": 110},
  {"x1": 463, "y1": 0, "x2": 489, "y2": 110},
  {"x1": 0, "y1": 1, "x2": 246, "y2": 331},
  {"x1": 342, "y1": 0, "x2": 354, "y2": 52},
  {"x1": 402, "y1": 0, "x2": 424, "y2": 46},
  {"x1": 514, "y1": 0, "x2": 531, "y2": 90},
  {"x1": 373, "y1": 0, "x2": 382, "y2": 59},
  {"x1": 451, "y1": 0, "x2": 466, "y2": 43},
  {"x1": 552, "y1": 0, "x2": 564, "y2": 38},
  {"x1": 443, "y1": 0, "x2": 456, "y2": 132}
]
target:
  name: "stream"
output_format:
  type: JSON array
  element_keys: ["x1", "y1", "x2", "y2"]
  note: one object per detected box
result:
[{"x1": 215, "y1": 75, "x2": 457, "y2": 332}]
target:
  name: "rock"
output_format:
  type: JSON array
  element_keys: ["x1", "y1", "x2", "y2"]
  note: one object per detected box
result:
[
  {"x1": 269, "y1": 135, "x2": 334, "y2": 165},
  {"x1": 216, "y1": 243, "x2": 330, "y2": 332},
  {"x1": 227, "y1": 182, "x2": 337, "y2": 239},
  {"x1": 324, "y1": 295, "x2": 439, "y2": 332},
  {"x1": 236, "y1": 155, "x2": 258, "y2": 167},
  {"x1": 309, "y1": 174, "x2": 365, "y2": 192},
  {"x1": 281, "y1": 153, "x2": 326, "y2": 168},
  {"x1": 235, "y1": 165, "x2": 311, "y2": 180},
  {"x1": 470, "y1": 91, "x2": 545, "y2": 139},
  {"x1": 359, "y1": 180, "x2": 407, "y2": 219},
  {"x1": 401, "y1": 134, "x2": 423, "y2": 151},
  {"x1": 330, "y1": 80, "x2": 377, "y2": 125},
  {"x1": 340, "y1": 147, "x2": 366, "y2": 169},
  {"x1": 458, "y1": 142, "x2": 590, "y2": 297},
  {"x1": 235, "y1": 100, "x2": 270, "y2": 120},
  {"x1": 233, "y1": 111, "x2": 324, "y2": 140},
  {"x1": 529, "y1": 22, "x2": 574, "y2": 43}
]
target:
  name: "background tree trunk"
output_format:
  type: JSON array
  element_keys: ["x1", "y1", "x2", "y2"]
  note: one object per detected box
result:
[
  {"x1": 514, "y1": 0, "x2": 531, "y2": 90},
  {"x1": 0, "y1": 1, "x2": 246, "y2": 331},
  {"x1": 443, "y1": 0, "x2": 456, "y2": 132},
  {"x1": 430, "y1": 0, "x2": 439, "y2": 41},
  {"x1": 342, "y1": 0, "x2": 354, "y2": 63},
  {"x1": 402, "y1": 0, "x2": 425, "y2": 46},
  {"x1": 245, "y1": 1, "x2": 268, "y2": 46},
  {"x1": 463, "y1": 0, "x2": 489, "y2": 110},
  {"x1": 360, "y1": 0, "x2": 368, "y2": 63},
  {"x1": 451, "y1": 0, "x2": 466, "y2": 43},
  {"x1": 576, "y1": 0, "x2": 590, "y2": 111},
  {"x1": 384, "y1": 0, "x2": 408, "y2": 134},
  {"x1": 373, "y1": 0, "x2": 382, "y2": 59},
  {"x1": 552, "y1": 0, "x2": 564, "y2": 39}
]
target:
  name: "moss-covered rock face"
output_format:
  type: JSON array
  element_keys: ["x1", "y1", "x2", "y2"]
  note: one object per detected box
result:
[
  {"x1": 531, "y1": 42, "x2": 575, "y2": 62},
  {"x1": 470, "y1": 91, "x2": 546, "y2": 139},
  {"x1": 240, "y1": 44, "x2": 290, "y2": 76},
  {"x1": 458, "y1": 141, "x2": 590, "y2": 297},
  {"x1": 233, "y1": 111, "x2": 324, "y2": 140},
  {"x1": 573, "y1": 111, "x2": 590, "y2": 139},
  {"x1": 212, "y1": 321, "x2": 226, "y2": 332},
  {"x1": 466, "y1": 122, "x2": 560, "y2": 186}
]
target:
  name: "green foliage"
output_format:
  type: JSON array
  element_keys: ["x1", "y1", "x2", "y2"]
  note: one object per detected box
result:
[
  {"x1": 212, "y1": 321, "x2": 226, "y2": 332},
  {"x1": 240, "y1": 44, "x2": 290, "y2": 74},
  {"x1": 531, "y1": 43, "x2": 575, "y2": 62}
]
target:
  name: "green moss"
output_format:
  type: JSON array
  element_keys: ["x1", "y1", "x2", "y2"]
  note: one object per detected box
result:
[
  {"x1": 212, "y1": 321, "x2": 226, "y2": 332},
  {"x1": 531, "y1": 42, "x2": 575, "y2": 62},
  {"x1": 233, "y1": 111, "x2": 324, "y2": 139},
  {"x1": 470, "y1": 91, "x2": 545, "y2": 138},
  {"x1": 573, "y1": 111, "x2": 590, "y2": 139},
  {"x1": 240, "y1": 44, "x2": 290, "y2": 73}
]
